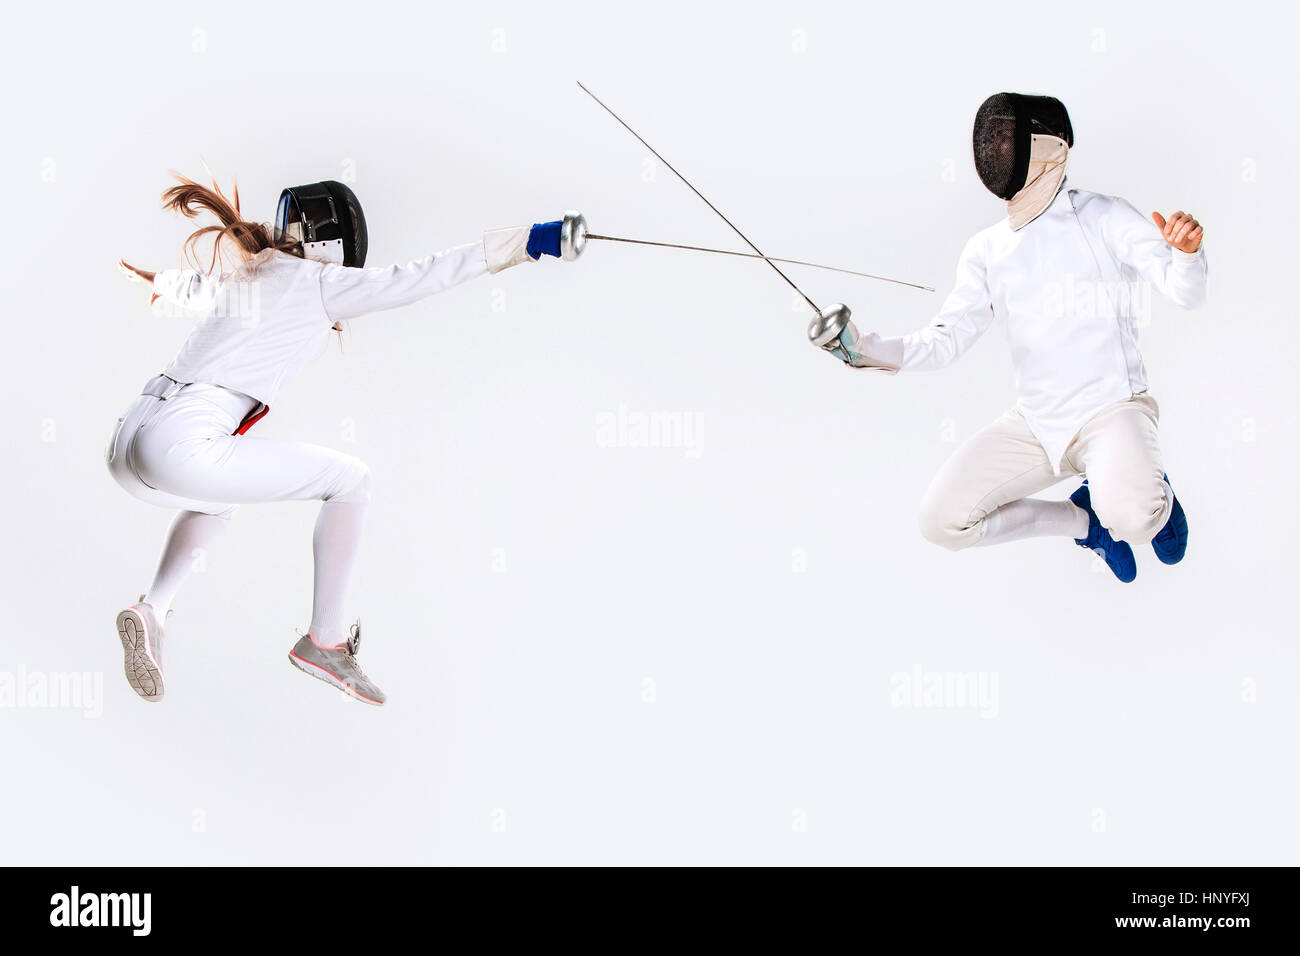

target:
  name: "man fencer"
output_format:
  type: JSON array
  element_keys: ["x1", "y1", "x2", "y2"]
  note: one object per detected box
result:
[{"x1": 810, "y1": 92, "x2": 1206, "y2": 582}]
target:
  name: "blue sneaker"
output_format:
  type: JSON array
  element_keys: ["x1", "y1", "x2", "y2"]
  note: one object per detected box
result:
[
  {"x1": 1070, "y1": 483, "x2": 1137, "y2": 583},
  {"x1": 1151, "y1": 474, "x2": 1188, "y2": 565}
]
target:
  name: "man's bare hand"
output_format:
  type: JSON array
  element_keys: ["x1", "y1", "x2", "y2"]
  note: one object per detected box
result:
[
  {"x1": 118, "y1": 259, "x2": 160, "y2": 305},
  {"x1": 1151, "y1": 211, "x2": 1203, "y2": 254}
]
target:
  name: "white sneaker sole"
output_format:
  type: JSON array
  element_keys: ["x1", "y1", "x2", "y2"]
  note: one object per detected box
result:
[
  {"x1": 116, "y1": 607, "x2": 163, "y2": 702},
  {"x1": 287, "y1": 650, "x2": 385, "y2": 706}
]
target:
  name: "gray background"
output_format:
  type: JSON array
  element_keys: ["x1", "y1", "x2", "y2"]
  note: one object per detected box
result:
[{"x1": 2, "y1": 0, "x2": 1294, "y2": 864}]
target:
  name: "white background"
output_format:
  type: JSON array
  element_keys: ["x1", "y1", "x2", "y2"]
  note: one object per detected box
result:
[{"x1": 1, "y1": 0, "x2": 1295, "y2": 864}]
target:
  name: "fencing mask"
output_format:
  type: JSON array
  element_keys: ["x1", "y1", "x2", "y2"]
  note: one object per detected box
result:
[
  {"x1": 973, "y1": 93, "x2": 1073, "y2": 230},
  {"x1": 274, "y1": 181, "x2": 368, "y2": 267}
]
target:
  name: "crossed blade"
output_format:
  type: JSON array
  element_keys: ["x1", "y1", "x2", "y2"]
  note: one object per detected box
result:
[{"x1": 576, "y1": 81, "x2": 933, "y2": 304}]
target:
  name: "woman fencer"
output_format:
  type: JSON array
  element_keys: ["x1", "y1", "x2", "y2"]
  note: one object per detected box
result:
[
  {"x1": 810, "y1": 93, "x2": 1205, "y2": 582},
  {"x1": 109, "y1": 174, "x2": 577, "y2": 703}
]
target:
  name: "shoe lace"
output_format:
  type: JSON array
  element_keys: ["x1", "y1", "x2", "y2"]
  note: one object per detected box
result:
[{"x1": 342, "y1": 622, "x2": 368, "y2": 680}]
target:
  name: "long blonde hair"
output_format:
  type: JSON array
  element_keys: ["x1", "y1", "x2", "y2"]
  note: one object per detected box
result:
[
  {"x1": 162, "y1": 170, "x2": 344, "y2": 335},
  {"x1": 163, "y1": 171, "x2": 302, "y2": 274}
]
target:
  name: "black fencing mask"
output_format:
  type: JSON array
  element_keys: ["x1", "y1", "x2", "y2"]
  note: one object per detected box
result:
[
  {"x1": 274, "y1": 181, "x2": 368, "y2": 267},
  {"x1": 972, "y1": 93, "x2": 1074, "y2": 200}
]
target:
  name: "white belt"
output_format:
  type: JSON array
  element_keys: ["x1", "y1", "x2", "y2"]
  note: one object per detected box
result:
[
  {"x1": 138, "y1": 374, "x2": 266, "y2": 434},
  {"x1": 141, "y1": 373, "x2": 187, "y2": 401}
]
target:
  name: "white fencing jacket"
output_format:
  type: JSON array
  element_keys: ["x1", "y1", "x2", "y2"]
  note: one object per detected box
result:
[
  {"x1": 863, "y1": 187, "x2": 1208, "y2": 472},
  {"x1": 152, "y1": 227, "x2": 533, "y2": 407}
]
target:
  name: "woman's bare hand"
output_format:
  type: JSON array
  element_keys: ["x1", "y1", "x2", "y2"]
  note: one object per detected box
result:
[
  {"x1": 119, "y1": 259, "x2": 160, "y2": 305},
  {"x1": 118, "y1": 259, "x2": 155, "y2": 284}
]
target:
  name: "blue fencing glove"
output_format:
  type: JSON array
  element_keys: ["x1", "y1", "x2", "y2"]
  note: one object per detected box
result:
[{"x1": 526, "y1": 220, "x2": 564, "y2": 260}]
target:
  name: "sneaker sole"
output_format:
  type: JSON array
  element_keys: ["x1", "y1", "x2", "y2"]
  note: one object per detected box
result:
[
  {"x1": 1153, "y1": 479, "x2": 1188, "y2": 565},
  {"x1": 1152, "y1": 538, "x2": 1187, "y2": 565},
  {"x1": 1089, "y1": 546, "x2": 1137, "y2": 583},
  {"x1": 287, "y1": 650, "x2": 385, "y2": 706},
  {"x1": 1152, "y1": 509, "x2": 1188, "y2": 565},
  {"x1": 116, "y1": 608, "x2": 163, "y2": 702}
]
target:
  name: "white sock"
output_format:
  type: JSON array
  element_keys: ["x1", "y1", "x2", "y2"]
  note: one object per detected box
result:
[
  {"x1": 307, "y1": 473, "x2": 371, "y2": 648},
  {"x1": 975, "y1": 498, "x2": 1089, "y2": 547},
  {"x1": 143, "y1": 510, "x2": 232, "y2": 615}
]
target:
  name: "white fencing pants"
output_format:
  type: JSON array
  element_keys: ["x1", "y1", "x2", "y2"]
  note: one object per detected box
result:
[
  {"x1": 106, "y1": 378, "x2": 371, "y2": 644},
  {"x1": 106, "y1": 380, "x2": 368, "y2": 515},
  {"x1": 919, "y1": 393, "x2": 1173, "y2": 550}
]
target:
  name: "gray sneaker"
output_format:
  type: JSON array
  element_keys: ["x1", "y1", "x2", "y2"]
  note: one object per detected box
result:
[
  {"x1": 116, "y1": 598, "x2": 168, "y2": 702},
  {"x1": 288, "y1": 622, "x2": 386, "y2": 705}
]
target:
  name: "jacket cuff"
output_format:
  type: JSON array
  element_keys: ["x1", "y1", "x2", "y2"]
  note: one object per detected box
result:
[
  {"x1": 849, "y1": 333, "x2": 904, "y2": 373},
  {"x1": 483, "y1": 226, "x2": 534, "y2": 274}
]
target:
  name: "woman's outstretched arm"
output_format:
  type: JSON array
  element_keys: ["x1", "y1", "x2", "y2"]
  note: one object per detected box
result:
[{"x1": 319, "y1": 220, "x2": 569, "y2": 322}]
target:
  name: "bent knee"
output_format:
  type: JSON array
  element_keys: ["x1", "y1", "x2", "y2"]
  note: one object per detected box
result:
[
  {"x1": 918, "y1": 498, "x2": 979, "y2": 552},
  {"x1": 1091, "y1": 482, "x2": 1169, "y2": 545},
  {"x1": 330, "y1": 461, "x2": 372, "y2": 504}
]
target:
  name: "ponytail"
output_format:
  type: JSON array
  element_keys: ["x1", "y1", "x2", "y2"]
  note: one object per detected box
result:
[{"x1": 162, "y1": 171, "x2": 303, "y2": 274}]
